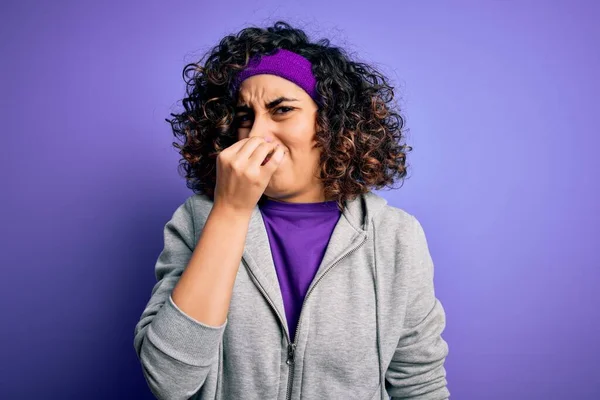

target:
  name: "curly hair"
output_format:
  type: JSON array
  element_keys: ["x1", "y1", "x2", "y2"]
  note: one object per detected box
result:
[{"x1": 166, "y1": 20, "x2": 412, "y2": 211}]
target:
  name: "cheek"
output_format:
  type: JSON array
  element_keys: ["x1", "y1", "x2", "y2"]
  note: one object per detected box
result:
[
  {"x1": 280, "y1": 122, "x2": 317, "y2": 150},
  {"x1": 280, "y1": 141, "x2": 318, "y2": 169},
  {"x1": 282, "y1": 144, "x2": 320, "y2": 174}
]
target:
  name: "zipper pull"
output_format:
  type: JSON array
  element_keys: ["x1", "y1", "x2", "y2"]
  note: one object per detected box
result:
[{"x1": 286, "y1": 343, "x2": 296, "y2": 365}]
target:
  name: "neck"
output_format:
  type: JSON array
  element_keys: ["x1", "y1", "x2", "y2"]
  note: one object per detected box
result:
[{"x1": 264, "y1": 188, "x2": 333, "y2": 204}]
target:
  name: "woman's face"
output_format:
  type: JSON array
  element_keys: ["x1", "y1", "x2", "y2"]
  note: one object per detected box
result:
[{"x1": 235, "y1": 74, "x2": 325, "y2": 203}]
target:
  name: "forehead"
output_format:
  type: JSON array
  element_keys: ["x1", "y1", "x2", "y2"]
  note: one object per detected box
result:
[{"x1": 237, "y1": 74, "x2": 307, "y2": 104}]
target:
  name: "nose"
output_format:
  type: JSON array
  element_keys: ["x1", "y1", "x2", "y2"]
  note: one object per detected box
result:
[
  {"x1": 248, "y1": 134, "x2": 273, "y2": 143},
  {"x1": 247, "y1": 115, "x2": 274, "y2": 142}
]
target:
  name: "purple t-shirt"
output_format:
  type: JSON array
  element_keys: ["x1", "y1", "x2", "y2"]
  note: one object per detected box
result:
[{"x1": 258, "y1": 197, "x2": 341, "y2": 343}]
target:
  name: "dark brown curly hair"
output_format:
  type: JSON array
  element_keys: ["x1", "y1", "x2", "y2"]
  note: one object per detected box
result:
[{"x1": 166, "y1": 20, "x2": 412, "y2": 211}]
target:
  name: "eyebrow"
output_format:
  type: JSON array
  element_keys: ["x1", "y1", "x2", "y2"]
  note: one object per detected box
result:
[{"x1": 235, "y1": 96, "x2": 299, "y2": 113}]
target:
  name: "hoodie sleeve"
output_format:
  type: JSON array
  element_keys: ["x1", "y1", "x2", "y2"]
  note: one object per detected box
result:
[
  {"x1": 385, "y1": 215, "x2": 450, "y2": 400},
  {"x1": 133, "y1": 197, "x2": 227, "y2": 400}
]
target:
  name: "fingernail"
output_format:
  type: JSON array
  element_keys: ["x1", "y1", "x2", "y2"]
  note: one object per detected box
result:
[{"x1": 265, "y1": 137, "x2": 273, "y2": 142}]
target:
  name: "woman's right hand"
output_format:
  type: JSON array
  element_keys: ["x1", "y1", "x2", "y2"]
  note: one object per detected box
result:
[{"x1": 213, "y1": 136, "x2": 286, "y2": 215}]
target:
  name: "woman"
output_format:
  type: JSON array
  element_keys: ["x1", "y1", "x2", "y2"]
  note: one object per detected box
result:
[{"x1": 133, "y1": 21, "x2": 449, "y2": 400}]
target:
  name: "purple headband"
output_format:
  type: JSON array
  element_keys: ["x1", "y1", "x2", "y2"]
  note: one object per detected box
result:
[{"x1": 232, "y1": 48, "x2": 321, "y2": 104}]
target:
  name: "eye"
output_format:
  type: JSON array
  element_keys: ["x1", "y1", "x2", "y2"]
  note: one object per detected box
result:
[
  {"x1": 234, "y1": 106, "x2": 294, "y2": 127},
  {"x1": 274, "y1": 106, "x2": 294, "y2": 114}
]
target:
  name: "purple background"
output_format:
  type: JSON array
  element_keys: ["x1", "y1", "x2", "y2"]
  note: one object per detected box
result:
[{"x1": 2, "y1": 1, "x2": 598, "y2": 399}]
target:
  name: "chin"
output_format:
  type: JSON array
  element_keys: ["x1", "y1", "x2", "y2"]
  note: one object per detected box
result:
[
  {"x1": 263, "y1": 185, "x2": 287, "y2": 199},
  {"x1": 264, "y1": 178, "x2": 296, "y2": 199}
]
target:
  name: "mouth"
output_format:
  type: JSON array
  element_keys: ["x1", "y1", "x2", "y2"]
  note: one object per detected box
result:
[{"x1": 261, "y1": 149, "x2": 276, "y2": 166}]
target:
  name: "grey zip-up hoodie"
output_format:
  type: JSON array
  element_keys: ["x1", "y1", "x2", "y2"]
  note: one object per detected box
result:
[{"x1": 133, "y1": 191, "x2": 450, "y2": 400}]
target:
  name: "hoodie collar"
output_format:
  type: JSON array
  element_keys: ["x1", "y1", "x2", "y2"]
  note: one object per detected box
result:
[
  {"x1": 340, "y1": 190, "x2": 388, "y2": 232},
  {"x1": 241, "y1": 191, "x2": 388, "y2": 340}
]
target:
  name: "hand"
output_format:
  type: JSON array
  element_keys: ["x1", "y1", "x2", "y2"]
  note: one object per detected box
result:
[{"x1": 213, "y1": 137, "x2": 286, "y2": 215}]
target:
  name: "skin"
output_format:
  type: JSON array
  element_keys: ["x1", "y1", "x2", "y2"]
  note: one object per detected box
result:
[{"x1": 235, "y1": 74, "x2": 329, "y2": 203}]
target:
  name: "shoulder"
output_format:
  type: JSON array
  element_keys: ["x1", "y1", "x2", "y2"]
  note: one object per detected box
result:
[
  {"x1": 372, "y1": 203, "x2": 431, "y2": 267},
  {"x1": 185, "y1": 193, "x2": 215, "y2": 221},
  {"x1": 373, "y1": 202, "x2": 422, "y2": 240},
  {"x1": 162, "y1": 193, "x2": 214, "y2": 246},
  {"x1": 166, "y1": 193, "x2": 214, "y2": 232}
]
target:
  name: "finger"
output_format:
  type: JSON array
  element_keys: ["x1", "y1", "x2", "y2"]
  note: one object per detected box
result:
[
  {"x1": 236, "y1": 136, "x2": 270, "y2": 159},
  {"x1": 261, "y1": 145, "x2": 286, "y2": 172},
  {"x1": 248, "y1": 142, "x2": 279, "y2": 167},
  {"x1": 222, "y1": 137, "x2": 251, "y2": 155}
]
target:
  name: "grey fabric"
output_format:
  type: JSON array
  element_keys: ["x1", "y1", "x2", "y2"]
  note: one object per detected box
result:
[{"x1": 133, "y1": 191, "x2": 450, "y2": 400}]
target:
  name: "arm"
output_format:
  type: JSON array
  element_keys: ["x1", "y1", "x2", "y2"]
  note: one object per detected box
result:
[
  {"x1": 385, "y1": 215, "x2": 450, "y2": 400},
  {"x1": 133, "y1": 197, "x2": 251, "y2": 400}
]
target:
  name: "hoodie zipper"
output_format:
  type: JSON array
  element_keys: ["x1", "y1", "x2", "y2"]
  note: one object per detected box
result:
[
  {"x1": 242, "y1": 233, "x2": 367, "y2": 400},
  {"x1": 284, "y1": 233, "x2": 368, "y2": 400}
]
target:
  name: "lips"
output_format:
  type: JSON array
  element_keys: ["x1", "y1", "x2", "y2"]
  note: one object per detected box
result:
[{"x1": 261, "y1": 149, "x2": 275, "y2": 166}]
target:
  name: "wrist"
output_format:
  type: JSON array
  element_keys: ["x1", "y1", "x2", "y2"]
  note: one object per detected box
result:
[{"x1": 211, "y1": 201, "x2": 254, "y2": 221}]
